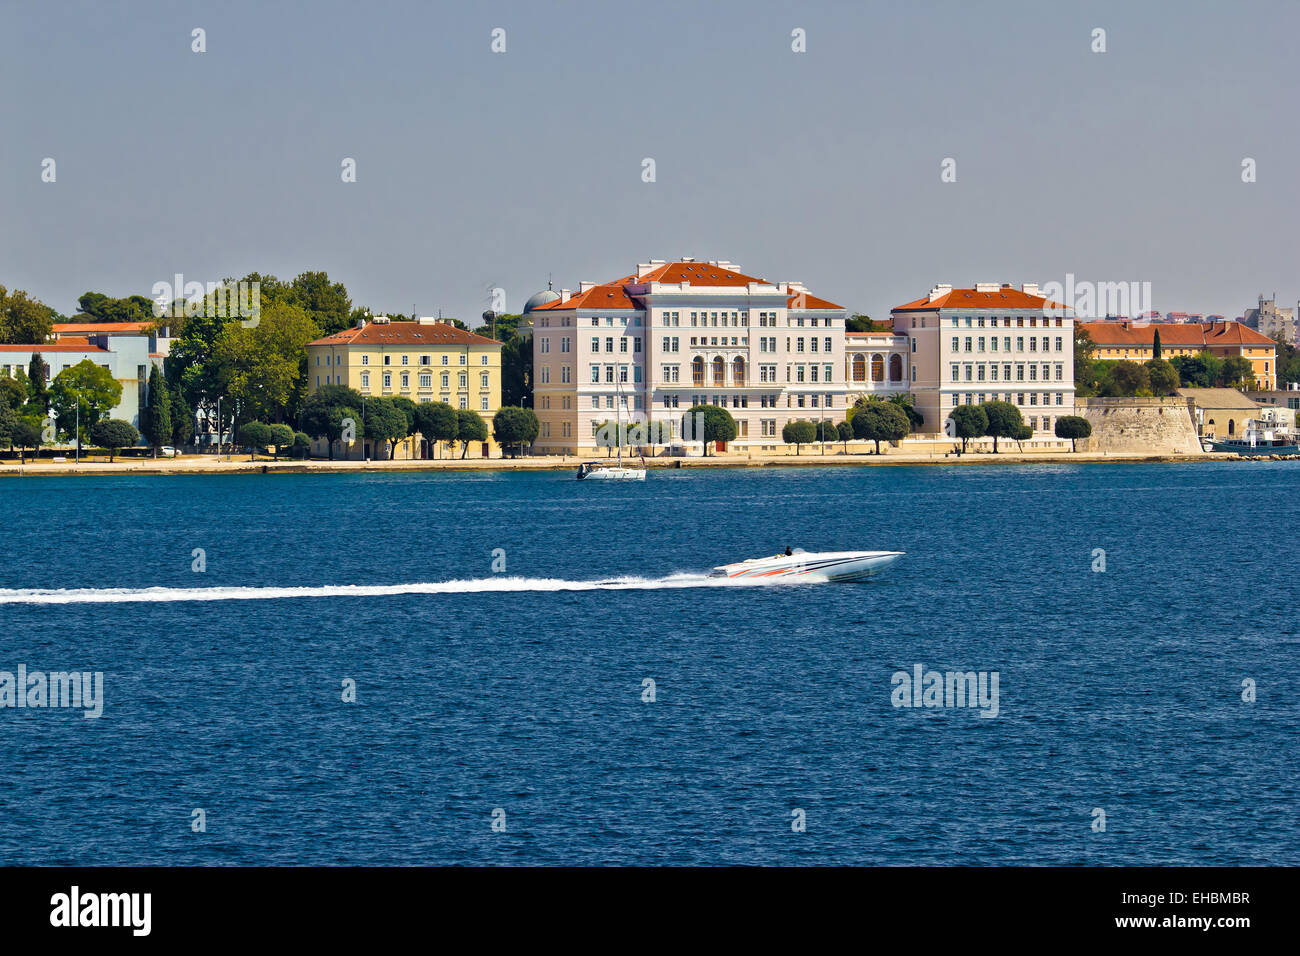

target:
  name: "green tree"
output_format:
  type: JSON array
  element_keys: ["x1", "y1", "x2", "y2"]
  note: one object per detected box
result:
[
  {"x1": 455, "y1": 409, "x2": 489, "y2": 459},
  {"x1": 169, "y1": 386, "x2": 194, "y2": 446},
  {"x1": 681, "y1": 404, "x2": 737, "y2": 456},
  {"x1": 291, "y1": 430, "x2": 312, "y2": 459},
  {"x1": 948, "y1": 403, "x2": 988, "y2": 452},
  {"x1": 390, "y1": 397, "x2": 418, "y2": 458},
  {"x1": 89, "y1": 419, "x2": 138, "y2": 461},
  {"x1": 492, "y1": 406, "x2": 539, "y2": 456},
  {"x1": 0, "y1": 402, "x2": 15, "y2": 450},
  {"x1": 1074, "y1": 327, "x2": 1098, "y2": 396},
  {"x1": 499, "y1": 330, "x2": 533, "y2": 408},
  {"x1": 888, "y1": 393, "x2": 924, "y2": 432},
  {"x1": 980, "y1": 400, "x2": 1023, "y2": 453},
  {"x1": 1012, "y1": 423, "x2": 1033, "y2": 452},
  {"x1": 846, "y1": 314, "x2": 885, "y2": 333},
  {"x1": 212, "y1": 300, "x2": 321, "y2": 425},
  {"x1": 74, "y1": 291, "x2": 155, "y2": 324},
  {"x1": 813, "y1": 419, "x2": 839, "y2": 444},
  {"x1": 1219, "y1": 356, "x2": 1255, "y2": 388},
  {"x1": 268, "y1": 423, "x2": 294, "y2": 460},
  {"x1": 289, "y1": 271, "x2": 353, "y2": 337},
  {"x1": 1104, "y1": 360, "x2": 1150, "y2": 397},
  {"x1": 363, "y1": 397, "x2": 408, "y2": 460},
  {"x1": 298, "y1": 384, "x2": 366, "y2": 459},
  {"x1": 852, "y1": 401, "x2": 909, "y2": 453},
  {"x1": 836, "y1": 419, "x2": 853, "y2": 452},
  {"x1": 1152, "y1": 327, "x2": 1162, "y2": 361},
  {"x1": 0, "y1": 286, "x2": 58, "y2": 344},
  {"x1": 10, "y1": 417, "x2": 42, "y2": 462},
  {"x1": 140, "y1": 365, "x2": 172, "y2": 455},
  {"x1": 1144, "y1": 358, "x2": 1179, "y2": 395},
  {"x1": 49, "y1": 360, "x2": 122, "y2": 443},
  {"x1": 0, "y1": 374, "x2": 26, "y2": 411},
  {"x1": 782, "y1": 419, "x2": 816, "y2": 454},
  {"x1": 1054, "y1": 415, "x2": 1092, "y2": 452},
  {"x1": 414, "y1": 401, "x2": 458, "y2": 458},
  {"x1": 239, "y1": 421, "x2": 273, "y2": 460},
  {"x1": 26, "y1": 353, "x2": 48, "y2": 408}
]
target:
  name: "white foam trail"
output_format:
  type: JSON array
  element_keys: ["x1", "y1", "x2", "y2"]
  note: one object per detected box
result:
[{"x1": 0, "y1": 573, "x2": 799, "y2": 606}]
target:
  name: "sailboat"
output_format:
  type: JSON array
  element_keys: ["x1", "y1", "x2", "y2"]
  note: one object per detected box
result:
[{"x1": 577, "y1": 365, "x2": 647, "y2": 480}]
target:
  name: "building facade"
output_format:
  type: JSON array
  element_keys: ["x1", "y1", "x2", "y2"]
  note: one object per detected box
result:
[
  {"x1": 890, "y1": 283, "x2": 1077, "y2": 437},
  {"x1": 1080, "y1": 320, "x2": 1277, "y2": 389},
  {"x1": 1243, "y1": 294, "x2": 1296, "y2": 345},
  {"x1": 530, "y1": 259, "x2": 854, "y2": 454},
  {"x1": 0, "y1": 321, "x2": 170, "y2": 435},
  {"x1": 305, "y1": 317, "x2": 502, "y2": 459},
  {"x1": 1175, "y1": 387, "x2": 1261, "y2": 440}
]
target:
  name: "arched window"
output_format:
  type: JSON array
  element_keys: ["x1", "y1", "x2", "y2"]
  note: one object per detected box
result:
[
  {"x1": 691, "y1": 356, "x2": 705, "y2": 386},
  {"x1": 871, "y1": 354, "x2": 885, "y2": 382},
  {"x1": 732, "y1": 357, "x2": 745, "y2": 387},
  {"x1": 889, "y1": 354, "x2": 904, "y2": 382},
  {"x1": 852, "y1": 354, "x2": 866, "y2": 382},
  {"x1": 712, "y1": 356, "x2": 725, "y2": 386},
  {"x1": 1228, "y1": 419, "x2": 1235, "y2": 435}
]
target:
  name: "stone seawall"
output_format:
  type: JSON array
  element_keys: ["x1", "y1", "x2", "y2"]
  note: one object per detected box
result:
[{"x1": 1077, "y1": 397, "x2": 1202, "y2": 454}]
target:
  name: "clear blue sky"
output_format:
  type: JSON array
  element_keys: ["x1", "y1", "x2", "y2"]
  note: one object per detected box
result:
[{"x1": 2, "y1": 0, "x2": 1297, "y2": 322}]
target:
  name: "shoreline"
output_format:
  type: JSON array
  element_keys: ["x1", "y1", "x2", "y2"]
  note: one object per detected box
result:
[{"x1": 0, "y1": 449, "x2": 1278, "y2": 477}]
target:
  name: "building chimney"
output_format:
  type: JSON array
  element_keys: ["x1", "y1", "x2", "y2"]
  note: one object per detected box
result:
[
  {"x1": 1021, "y1": 283, "x2": 1040, "y2": 296},
  {"x1": 559, "y1": 288, "x2": 571, "y2": 303},
  {"x1": 928, "y1": 283, "x2": 953, "y2": 303}
]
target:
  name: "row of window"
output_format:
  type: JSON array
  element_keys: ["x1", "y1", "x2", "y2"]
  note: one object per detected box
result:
[
  {"x1": 948, "y1": 392, "x2": 1066, "y2": 408},
  {"x1": 681, "y1": 393, "x2": 839, "y2": 410},
  {"x1": 589, "y1": 364, "x2": 645, "y2": 384},
  {"x1": 953, "y1": 335, "x2": 1064, "y2": 354},
  {"x1": 356, "y1": 371, "x2": 491, "y2": 390},
  {"x1": 316, "y1": 353, "x2": 488, "y2": 367},
  {"x1": 949, "y1": 316, "x2": 1067, "y2": 328},
  {"x1": 590, "y1": 337, "x2": 642, "y2": 354},
  {"x1": 950, "y1": 363, "x2": 1065, "y2": 383}
]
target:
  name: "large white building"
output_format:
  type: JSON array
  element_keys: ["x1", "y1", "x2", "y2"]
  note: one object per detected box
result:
[
  {"x1": 527, "y1": 265, "x2": 1076, "y2": 453},
  {"x1": 530, "y1": 259, "x2": 875, "y2": 454},
  {"x1": 891, "y1": 283, "x2": 1076, "y2": 437}
]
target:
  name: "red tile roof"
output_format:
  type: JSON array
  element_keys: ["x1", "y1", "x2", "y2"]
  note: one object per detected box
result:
[
  {"x1": 637, "y1": 262, "x2": 765, "y2": 286},
  {"x1": 1080, "y1": 321, "x2": 1276, "y2": 349},
  {"x1": 788, "y1": 292, "x2": 842, "y2": 310},
  {"x1": 53, "y1": 321, "x2": 159, "y2": 335},
  {"x1": 0, "y1": 343, "x2": 109, "y2": 353},
  {"x1": 1203, "y1": 321, "x2": 1276, "y2": 346},
  {"x1": 893, "y1": 287, "x2": 1068, "y2": 312},
  {"x1": 532, "y1": 280, "x2": 641, "y2": 312},
  {"x1": 308, "y1": 321, "x2": 499, "y2": 348},
  {"x1": 531, "y1": 260, "x2": 843, "y2": 311}
]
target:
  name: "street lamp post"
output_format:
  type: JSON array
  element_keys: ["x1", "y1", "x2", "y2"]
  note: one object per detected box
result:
[{"x1": 74, "y1": 389, "x2": 81, "y2": 463}]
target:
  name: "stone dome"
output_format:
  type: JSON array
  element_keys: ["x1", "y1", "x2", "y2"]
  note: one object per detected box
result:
[{"x1": 523, "y1": 288, "x2": 560, "y2": 314}]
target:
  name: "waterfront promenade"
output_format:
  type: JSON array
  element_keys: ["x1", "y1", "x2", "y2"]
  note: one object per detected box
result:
[{"x1": 0, "y1": 447, "x2": 1256, "y2": 477}]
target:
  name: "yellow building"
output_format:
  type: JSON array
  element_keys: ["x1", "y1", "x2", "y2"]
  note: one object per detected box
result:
[
  {"x1": 305, "y1": 317, "x2": 503, "y2": 459},
  {"x1": 1079, "y1": 320, "x2": 1276, "y2": 389}
]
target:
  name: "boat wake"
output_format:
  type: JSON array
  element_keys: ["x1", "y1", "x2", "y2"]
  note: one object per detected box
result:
[{"x1": 0, "y1": 573, "x2": 810, "y2": 606}]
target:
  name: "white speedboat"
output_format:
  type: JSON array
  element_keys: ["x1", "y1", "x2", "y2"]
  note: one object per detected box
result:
[
  {"x1": 709, "y1": 548, "x2": 903, "y2": 583},
  {"x1": 576, "y1": 461, "x2": 646, "y2": 480}
]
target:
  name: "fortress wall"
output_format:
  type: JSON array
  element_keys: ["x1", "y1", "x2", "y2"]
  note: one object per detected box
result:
[{"x1": 1076, "y1": 397, "x2": 1202, "y2": 454}]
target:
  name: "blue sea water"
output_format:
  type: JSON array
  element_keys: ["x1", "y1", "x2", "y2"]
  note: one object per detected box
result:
[{"x1": 0, "y1": 462, "x2": 1297, "y2": 866}]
